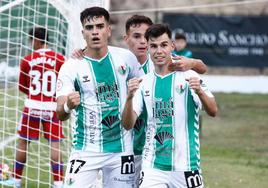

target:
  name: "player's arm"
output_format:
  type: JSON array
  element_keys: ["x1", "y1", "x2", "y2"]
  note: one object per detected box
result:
[
  {"x1": 187, "y1": 77, "x2": 217, "y2": 117},
  {"x1": 168, "y1": 56, "x2": 207, "y2": 74},
  {"x1": 122, "y1": 77, "x2": 142, "y2": 130},
  {"x1": 56, "y1": 92, "x2": 80, "y2": 121}
]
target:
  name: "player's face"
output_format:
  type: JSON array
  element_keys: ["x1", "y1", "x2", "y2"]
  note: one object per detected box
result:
[
  {"x1": 82, "y1": 16, "x2": 111, "y2": 51},
  {"x1": 124, "y1": 23, "x2": 149, "y2": 62},
  {"x1": 148, "y1": 33, "x2": 174, "y2": 67},
  {"x1": 174, "y1": 39, "x2": 187, "y2": 51}
]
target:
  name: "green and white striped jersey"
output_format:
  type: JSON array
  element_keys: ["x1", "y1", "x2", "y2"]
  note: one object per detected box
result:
[
  {"x1": 132, "y1": 70, "x2": 214, "y2": 171},
  {"x1": 139, "y1": 57, "x2": 154, "y2": 74},
  {"x1": 56, "y1": 46, "x2": 143, "y2": 153}
]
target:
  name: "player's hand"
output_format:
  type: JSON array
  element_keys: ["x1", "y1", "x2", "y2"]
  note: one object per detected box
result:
[
  {"x1": 186, "y1": 77, "x2": 202, "y2": 94},
  {"x1": 127, "y1": 77, "x2": 142, "y2": 99},
  {"x1": 66, "y1": 91, "x2": 80, "y2": 109},
  {"x1": 71, "y1": 48, "x2": 84, "y2": 59},
  {"x1": 168, "y1": 56, "x2": 193, "y2": 72}
]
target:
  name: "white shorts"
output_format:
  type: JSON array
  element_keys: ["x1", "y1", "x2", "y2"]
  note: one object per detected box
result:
[
  {"x1": 140, "y1": 167, "x2": 204, "y2": 188},
  {"x1": 64, "y1": 150, "x2": 135, "y2": 188},
  {"x1": 134, "y1": 155, "x2": 142, "y2": 188}
]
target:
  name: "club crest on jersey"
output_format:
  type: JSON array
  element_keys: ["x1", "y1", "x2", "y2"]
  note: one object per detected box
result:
[
  {"x1": 118, "y1": 65, "x2": 127, "y2": 75},
  {"x1": 176, "y1": 83, "x2": 186, "y2": 94}
]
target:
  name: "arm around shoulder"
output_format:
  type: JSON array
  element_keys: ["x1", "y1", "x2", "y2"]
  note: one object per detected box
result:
[{"x1": 191, "y1": 58, "x2": 207, "y2": 74}]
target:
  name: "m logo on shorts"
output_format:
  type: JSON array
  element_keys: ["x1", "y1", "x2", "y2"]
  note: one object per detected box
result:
[
  {"x1": 121, "y1": 155, "x2": 135, "y2": 174},
  {"x1": 184, "y1": 170, "x2": 203, "y2": 188}
]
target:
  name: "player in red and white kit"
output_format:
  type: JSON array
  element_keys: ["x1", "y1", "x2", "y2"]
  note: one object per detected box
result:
[{"x1": 0, "y1": 27, "x2": 64, "y2": 188}]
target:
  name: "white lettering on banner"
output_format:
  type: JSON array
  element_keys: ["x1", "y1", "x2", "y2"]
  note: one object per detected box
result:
[
  {"x1": 218, "y1": 30, "x2": 268, "y2": 46},
  {"x1": 228, "y1": 47, "x2": 264, "y2": 56},
  {"x1": 228, "y1": 47, "x2": 249, "y2": 55},
  {"x1": 186, "y1": 32, "x2": 216, "y2": 45},
  {"x1": 173, "y1": 30, "x2": 268, "y2": 47}
]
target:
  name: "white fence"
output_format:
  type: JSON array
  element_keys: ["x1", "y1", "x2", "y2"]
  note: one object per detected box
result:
[{"x1": 203, "y1": 75, "x2": 268, "y2": 94}]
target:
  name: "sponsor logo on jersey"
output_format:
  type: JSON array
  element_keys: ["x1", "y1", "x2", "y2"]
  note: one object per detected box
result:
[
  {"x1": 154, "y1": 131, "x2": 174, "y2": 145},
  {"x1": 153, "y1": 98, "x2": 174, "y2": 121},
  {"x1": 82, "y1": 75, "x2": 90, "y2": 82},
  {"x1": 185, "y1": 170, "x2": 203, "y2": 188},
  {"x1": 118, "y1": 65, "x2": 127, "y2": 75},
  {"x1": 89, "y1": 111, "x2": 97, "y2": 144},
  {"x1": 29, "y1": 109, "x2": 53, "y2": 119},
  {"x1": 96, "y1": 82, "x2": 119, "y2": 103},
  {"x1": 121, "y1": 155, "x2": 135, "y2": 174},
  {"x1": 101, "y1": 115, "x2": 119, "y2": 129},
  {"x1": 144, "y1": 90, "x2": 150, "y2": 97}
]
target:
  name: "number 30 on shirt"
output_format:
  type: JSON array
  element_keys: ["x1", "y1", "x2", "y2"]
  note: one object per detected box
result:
[{"x1": 29, "y1": 70, "x2": 57, "y2": 97}]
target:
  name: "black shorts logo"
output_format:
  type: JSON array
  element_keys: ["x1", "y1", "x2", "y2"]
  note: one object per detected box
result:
[
  {"x1": 121, "y1": 155, "x2": 135, "y2": 174},
  {"x1": 184, "y1": 170, "x2": 203, "y2": 188}
]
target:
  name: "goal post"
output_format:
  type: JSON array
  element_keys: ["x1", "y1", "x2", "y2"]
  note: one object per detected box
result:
[{"x1": 0, "y1": 0, "x2": 108, "y2": 187}]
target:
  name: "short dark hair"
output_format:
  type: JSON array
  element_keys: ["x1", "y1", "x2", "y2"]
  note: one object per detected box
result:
[
  {"x1": 28, "y1": 27, "x2": 49, "y2": 44},
  {"x1": 125, "y1": 15, "x2": 153, "y2": 33},
  {"x1": 175, "y1": 32, "x2": 186, "y2": 40},
  {"x1": 145, "y1": 24, "x2": 171, "y2": 41},
  {"x1": 80, "y1": 6, "x2": 110, "y2": 25}
]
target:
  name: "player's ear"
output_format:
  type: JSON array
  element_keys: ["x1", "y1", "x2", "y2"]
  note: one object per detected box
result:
[
  {"x1": 123, "y1": 34, "x2": 128, "y2": 42},
  {"x1": 171, "y1": 40, "x2": 175, "y2": 50},
  {"x1": 81, "y1": 30, "x2": 85, "y2": 39},
  {"x1": 107, "y1": 25, "x2": 112, "y2": 38}
]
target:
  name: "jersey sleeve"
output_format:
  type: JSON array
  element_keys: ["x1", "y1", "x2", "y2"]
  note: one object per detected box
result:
[
  {"x1": 18, "y1": 58, "x2": 30, "y2": 95},
  {"x1": 56, "y1": 59, "x2": 76, "y2": 98},
  {"x1": 132, "y1": 82, "x2": 144, "y2": 117},
  {"x1": 125, "y1": 50, "x2": 144, "y2": 80}
]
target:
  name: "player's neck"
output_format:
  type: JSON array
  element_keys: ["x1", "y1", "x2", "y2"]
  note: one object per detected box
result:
[
  {"x1": 154, "y1": 62, "x2": 171, "y2": 76},
  {"x1": 35, "y1": 44, "x2": 48, "y2": 51},
  {"x1": 84, "y1": 46, "x2": 108, "y2": 60},
  {"x1": 138, "y1": 55, "x2": 147, "y2": 65}
]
